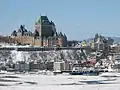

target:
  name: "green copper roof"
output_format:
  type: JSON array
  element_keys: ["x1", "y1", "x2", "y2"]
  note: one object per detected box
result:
[
  {"x1": 37, "y1": 16, "x2": 41, "y2": 24},
  {"x1": 36, "y1": 16, "x2": 50, "y2": 25}
]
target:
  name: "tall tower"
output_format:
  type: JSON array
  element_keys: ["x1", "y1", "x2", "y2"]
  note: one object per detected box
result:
[
  {"x1": 34, "y1": 16, "x2": 56, "y2": 37},
  {"x1": 34, "y1": 16, "x2": 56, "y2": 46}
]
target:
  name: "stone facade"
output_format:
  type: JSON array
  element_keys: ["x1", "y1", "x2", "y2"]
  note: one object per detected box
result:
[{"x1": 11, "y1": 16, "x2": 67, "y2": 47}]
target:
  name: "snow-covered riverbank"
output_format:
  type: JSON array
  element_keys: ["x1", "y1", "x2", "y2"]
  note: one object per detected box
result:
[{"x1": 0, "y1": 73, "x2": 120, "y2": 90}]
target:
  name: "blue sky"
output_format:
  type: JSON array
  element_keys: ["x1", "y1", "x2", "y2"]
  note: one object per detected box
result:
[{"x1": 0, "y1": 0, "x2": 120, "y2": 40}]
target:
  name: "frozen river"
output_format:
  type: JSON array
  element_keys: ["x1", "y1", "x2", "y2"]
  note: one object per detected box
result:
[{"x1": 0, "y1": 72, "x2": 120, "y2": 90}]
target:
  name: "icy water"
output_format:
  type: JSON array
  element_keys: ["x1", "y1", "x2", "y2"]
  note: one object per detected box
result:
[{"x1": 0, "y1": 73, "x2": 120, "y2": 90}]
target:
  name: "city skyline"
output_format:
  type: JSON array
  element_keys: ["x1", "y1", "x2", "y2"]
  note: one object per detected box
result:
[{"x1": 0, "y1": 0, "x2": 120, "y2": 40}]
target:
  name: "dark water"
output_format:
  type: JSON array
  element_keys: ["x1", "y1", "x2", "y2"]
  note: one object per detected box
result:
[{"x1": 80, "y1": 79, "x2": 116, "y2": 85}]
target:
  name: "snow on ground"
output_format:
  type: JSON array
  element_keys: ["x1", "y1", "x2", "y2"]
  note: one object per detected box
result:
[{"x1": 0, "y1": 73, "x2": 120, "y2": 90}]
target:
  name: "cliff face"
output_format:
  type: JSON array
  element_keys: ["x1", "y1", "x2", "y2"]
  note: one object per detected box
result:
[{"x1": 0, "y1": 50, "x2": 86, "y2": 64}]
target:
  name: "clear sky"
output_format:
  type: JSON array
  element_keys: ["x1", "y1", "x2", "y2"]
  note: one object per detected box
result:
[{"x1": 0, "y1": 0, "x2": 120, "y2": 40}]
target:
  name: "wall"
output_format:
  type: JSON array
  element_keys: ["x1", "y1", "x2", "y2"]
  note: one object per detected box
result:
[
  {"x1": 13, "y1": 35, "x2": 67, "y2": 47},
  {"x1": 41, "y1": 25, "x2": 53, "y2": 37}
]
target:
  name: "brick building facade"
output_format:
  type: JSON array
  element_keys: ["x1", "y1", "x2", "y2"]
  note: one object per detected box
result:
[{"x1": 11, "y1": 16, "x2": 67, "y2": 47}]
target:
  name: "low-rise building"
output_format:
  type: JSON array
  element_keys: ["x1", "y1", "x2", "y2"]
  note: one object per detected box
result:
[{"x1": 15, "y1": 61, "x2": 29, "y2": 72}]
